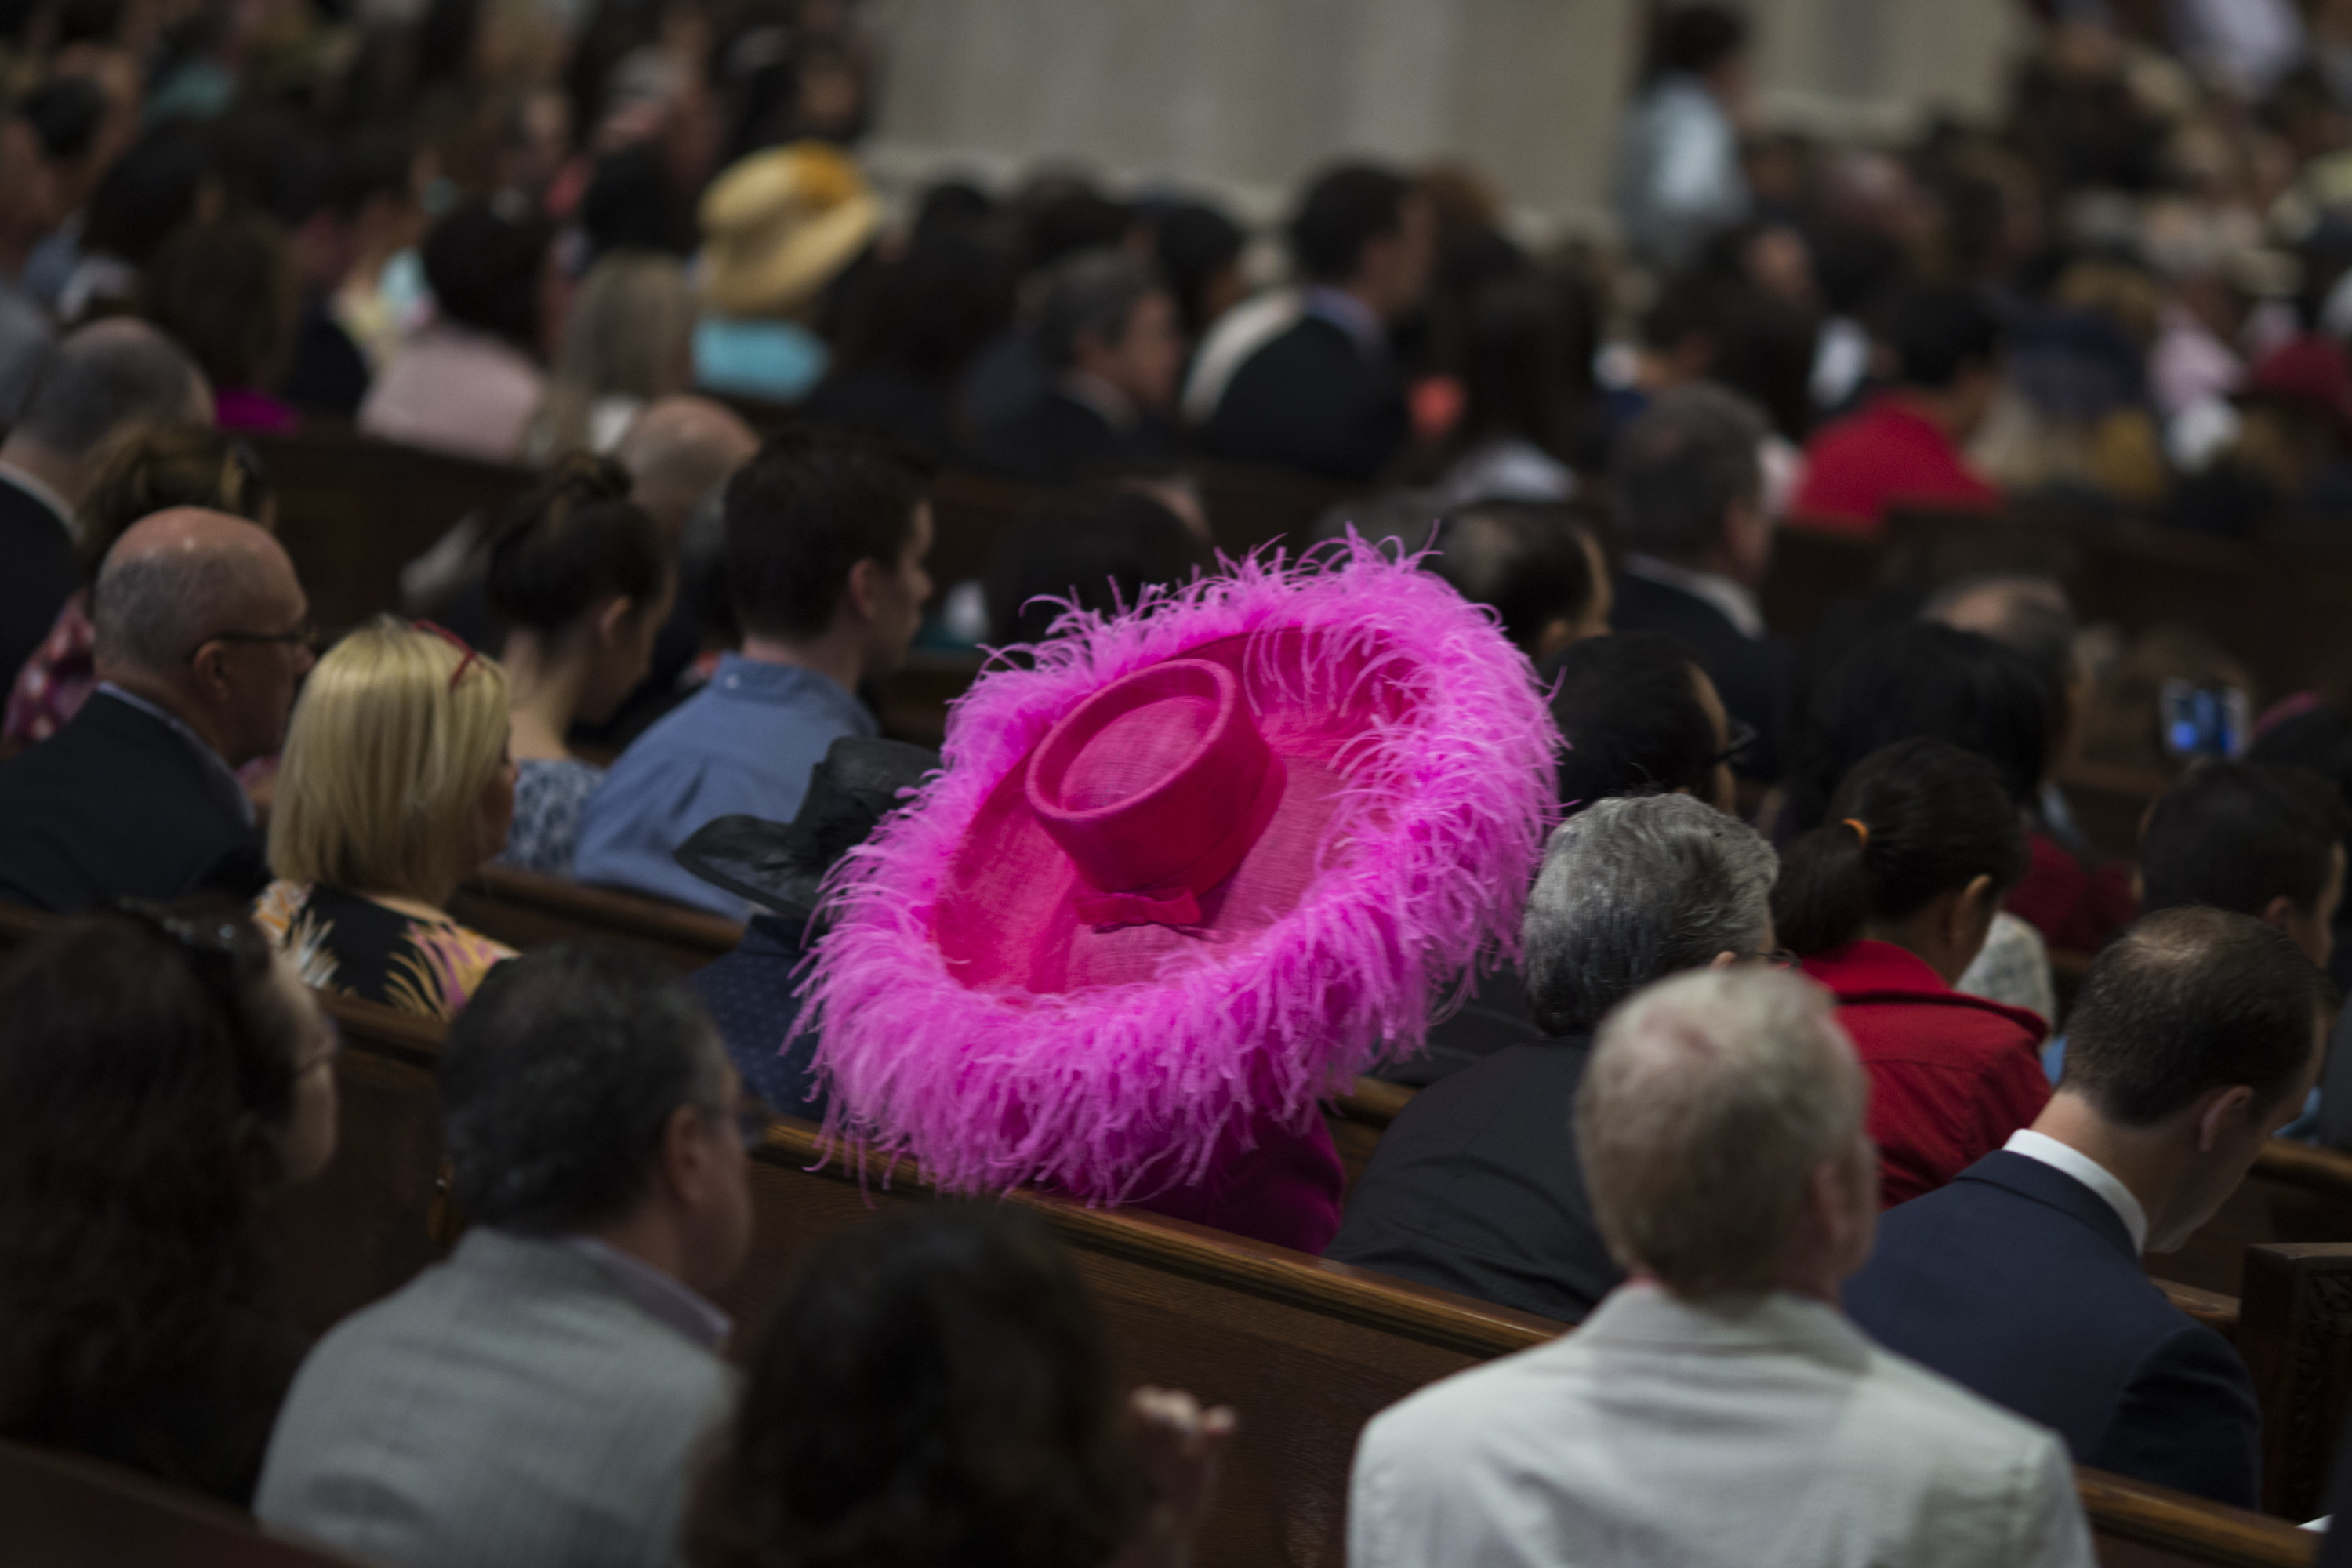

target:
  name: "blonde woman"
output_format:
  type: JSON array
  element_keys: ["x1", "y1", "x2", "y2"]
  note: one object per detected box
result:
[
  {"x1": 521, "y1": 253, "x2": 698, "y2": 462},
  {"x1": 255, "y1": 619, "x2": 519, "y2": 1019}
]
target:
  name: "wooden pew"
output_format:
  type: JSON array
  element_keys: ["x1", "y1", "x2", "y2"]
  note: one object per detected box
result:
[
  {"x1": 243, "y1": 429, "x2": 538, "y2": 636},
  {"x1": 1, "y1": 1439, "x2": 397, "y2": 1568},
  {"x1": 448, "y1": 864, "x2": 744, "y2": 973},
  {"x1": 0, "y1": 906, "x2": 2329, "y2": 1562}
]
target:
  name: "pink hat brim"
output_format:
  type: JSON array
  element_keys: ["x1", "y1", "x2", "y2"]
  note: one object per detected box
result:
[{"x1": 800, "y1": 537, "x2": 1561, "y2": 1205}]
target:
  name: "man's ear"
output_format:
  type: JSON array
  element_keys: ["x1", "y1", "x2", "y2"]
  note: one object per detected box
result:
[
  {"x1": 187, "y1": 642, "x2": 232, "y2": 702},
  {"x1": 593, "y1": 594, "x2": 634, "y2": 646},
  {"x1": 2194, "y1": 1084, "x2": 2257, "y2": 1154},
  {"x1": 843, "y1": 557, "x2": 883, "y2": 624},
  {"x1": 658, "y1": 1102, "x2": 713, "y2": 1202},
  {"x1": 2260, "y1": 892, "x2": 2299, "y2": 937}
]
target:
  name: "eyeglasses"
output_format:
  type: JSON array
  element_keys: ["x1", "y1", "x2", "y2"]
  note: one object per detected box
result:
[
  {"x1": 1754, "y1": 947, "x2": 1799, "y2": 970},
  {"x1": 412, "y1": 619, "x2": 484, "y2": 691},
  {"x1": 189, "y1": 622, "x2": 318, "y2": 663},
  {"x1": 113, "y1": 897, "x2": 263, "y2": 1024},
  {"x1": 702, "y1": 1094, "x2": 775, "y2": 1151},
  {"x1": 1708, "y1": 717, "x2": 1760, "y2": 770}
]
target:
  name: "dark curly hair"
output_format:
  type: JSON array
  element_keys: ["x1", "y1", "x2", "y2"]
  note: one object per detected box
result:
[
  {"x1": 0, "y1": 903, "x2": 304, "y2": 1439},
  {"x1": 687, "y1": 1205, "x2": 1138, "y2": 1568}
]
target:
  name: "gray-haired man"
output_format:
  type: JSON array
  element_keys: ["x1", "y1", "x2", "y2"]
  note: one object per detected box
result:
[
  {"x1": 258, "y1": 945, "x2": 753, "y2": 1568},
  {"x1": 1351, "y1": 965, "x2": 2093, "y2": 1568},
  {"x1": 1325, "y1": 792, "x2": 1778, "y2": 1323}
]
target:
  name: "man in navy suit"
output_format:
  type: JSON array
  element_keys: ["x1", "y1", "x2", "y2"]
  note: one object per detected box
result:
[
  {"x1": 1846, "y1": 906, "x2": 2329, "y2": 1508},
  {"x1": 1605, "y1": 383, "x2": 1793, "y2": 781},
  {"x1": 1192, "y1": 163, "x2": 1431, "y2": 481}
]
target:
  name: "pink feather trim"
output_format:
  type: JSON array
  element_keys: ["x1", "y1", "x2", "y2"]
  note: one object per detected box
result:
[{"x1": 800, "y1": 535, "x2": 1560, "y2": 1204}]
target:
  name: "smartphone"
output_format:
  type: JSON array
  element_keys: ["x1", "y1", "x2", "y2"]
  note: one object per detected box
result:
[{"x1": 2159, "y1": 679, "x2": 2250, "y2": 761}]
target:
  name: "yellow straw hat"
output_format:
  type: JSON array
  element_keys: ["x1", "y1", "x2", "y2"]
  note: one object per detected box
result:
[{"x1": 699, "y1": 141, "x2": 880, "y2": 318}]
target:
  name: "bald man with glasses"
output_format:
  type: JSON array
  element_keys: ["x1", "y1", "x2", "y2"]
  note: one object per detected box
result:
[{"x1": 0, "y1": 506, "x2": 313, "y2": 912}]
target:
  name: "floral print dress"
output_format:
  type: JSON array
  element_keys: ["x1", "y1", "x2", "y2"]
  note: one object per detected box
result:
[{"x1": 253, "y1": 881, "x2": 514, "y2": 1020}]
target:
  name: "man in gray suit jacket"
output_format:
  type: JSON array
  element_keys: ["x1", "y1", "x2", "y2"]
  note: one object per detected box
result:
[{"x1": 257, "y1": 946, "x2": 755, "y2": 1568}]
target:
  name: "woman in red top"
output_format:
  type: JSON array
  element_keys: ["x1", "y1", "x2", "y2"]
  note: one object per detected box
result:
[{"x1": 1775, "y1": 737, "x2": 2050, "y2": 1207}]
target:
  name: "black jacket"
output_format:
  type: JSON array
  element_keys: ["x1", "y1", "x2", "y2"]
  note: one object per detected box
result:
[
  {"x1": 1201, "y1": 315, "x2": 1408, "y2": 482},
  {"x1": 1325, "y1": 1036, "x2": 1624, "y2": 1324},
  {"x1": 0, "y1": 691, "x2": 269, "y2": 913},
  {"x1": 1610, "y1": 568, "x2": 1792, "y2": 780},
  {"x1": 34, "y1": 1305, "x2": 309, "y2": 1507},
  {"x1": 0, "y1": 470, "x2": 81, "y2": 695},
  {"x1": 1845, "y1": 1150, "x2": 2260, "y2": 1508},
  {"x1": 967, "y1": 389, "x2": 1178, "y2": 487}
]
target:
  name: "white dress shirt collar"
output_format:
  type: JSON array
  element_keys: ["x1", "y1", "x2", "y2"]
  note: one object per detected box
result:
[
  {"x1": 1301, "y1": 284, "x2": 1389, "y2": 364},
  {"x1": 561, "y1": 1234, "x2": 733, "y2": 1352},
  {"x1": 2004, "y1": 1128, "x2": 2149, "y2": 1254},
  {"x1": 1059, "y1": 369, "x2": 1138, "y2": 432},
  {"x1": 0, "y1": 459, "x2": 75, "y2": 540},
  {"x1": 1623, "y1": 552, "x2": 1766, "y2": 640}
]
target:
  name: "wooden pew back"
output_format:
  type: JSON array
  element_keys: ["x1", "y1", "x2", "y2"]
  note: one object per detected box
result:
[
  {"x1": 447, "y1": 865, "x2": 743, "y2": 972},
  {"x1": 245, "y1": 430, "x2": 537, "y2": 635},
  {"x1": 1, "y1": 1439, "x2": 394, "y2": 1568}
]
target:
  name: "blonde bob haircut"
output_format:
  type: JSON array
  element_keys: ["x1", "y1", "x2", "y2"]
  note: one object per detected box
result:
[
  {"x1": 1577, "y1": 965, "x2": 1867, "y2": 1300},
  {"x1": 270, "y1": 617, "x2": 512, "y2": 902}
]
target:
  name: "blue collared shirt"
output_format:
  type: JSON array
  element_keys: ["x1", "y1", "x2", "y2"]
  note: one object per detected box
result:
[{"x1": 572, "y1": 655, "x2": 876, "y2": 916}]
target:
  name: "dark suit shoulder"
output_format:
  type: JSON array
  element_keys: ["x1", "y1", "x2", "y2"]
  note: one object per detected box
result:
[
  {"x1": 0, "y1": 479, "x2": 81, "y2": 688},
  {"x1": 1327, "y1": 1039, "x2": 1621, "y2": 1323},
  {"x1": 967, "y1": 391, "x2": 1120, "y2": 485},
  {"x1": 0, "y1": 694, "x2": 263, "y2": 912},
  {"x1": 1203, "y1": 318, "x2": 1406, "y2": 481}
]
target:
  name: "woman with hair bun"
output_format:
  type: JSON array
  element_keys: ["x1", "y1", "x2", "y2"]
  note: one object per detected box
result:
[
  {"x1": 0, "y1": 901, "x2": 339, "y2": 1504},
  {"x1": 1772, "y1": 736, "x2": 2049, "y2": 1207},
  {"x1": 485, "y1": 455, "x2": 673, "y2": 876}
]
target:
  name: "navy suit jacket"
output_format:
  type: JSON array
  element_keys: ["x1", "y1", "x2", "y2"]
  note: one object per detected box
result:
[
  {"x1": 0, "y1": 691, "x2": 269, "y2": 913},
  {"x1": 1844, "y1": 1150, "x2": 2260, "y2": 1508}
]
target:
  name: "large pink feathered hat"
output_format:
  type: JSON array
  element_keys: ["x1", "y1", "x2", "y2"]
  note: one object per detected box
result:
[{"x1": 803, "y1": 538, "x2": 1559, "y2": 1205}]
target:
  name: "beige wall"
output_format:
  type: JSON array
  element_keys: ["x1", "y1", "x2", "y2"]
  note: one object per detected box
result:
[{"x1": 862, "y1": 0, "x2": 2027, "y2": 238}]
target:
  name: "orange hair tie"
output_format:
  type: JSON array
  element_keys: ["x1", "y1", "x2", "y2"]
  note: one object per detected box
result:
[{"x1": 1842, "y1": 818, "x2": 1871, "y2": 848}]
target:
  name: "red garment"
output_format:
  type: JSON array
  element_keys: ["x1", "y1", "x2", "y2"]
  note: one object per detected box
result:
[
  {"x1": 1120, "y1": 1105, "x2": 1346, "y2": 1253},
  {"x1": 1791, "y1": 394, "x2": 2002, "y2": 535},
  {"x1": 2005, "y1": 832, "x2": 2139, "y2": 956},
  {"x1": 1802, "y1": 939, "x2": 2052, "y2": 1209}
]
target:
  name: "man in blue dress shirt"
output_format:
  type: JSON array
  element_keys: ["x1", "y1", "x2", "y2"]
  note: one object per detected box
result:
[{"x1": 574, "y1": 427, "x2": 933, "y2": 915}]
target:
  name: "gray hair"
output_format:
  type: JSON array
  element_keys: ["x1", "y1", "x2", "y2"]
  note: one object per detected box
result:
[
  {"x1": 441, "y1": 946, "x2": 729, "y2": 1232},
  {"x1": 1523, "y1": 793, "x2": 1778, "y2": 1036},
  {"x1": 1611, "y1": 382, "x2": 1766, "y2": 558},
  {"x1": 90, "y1": 542, "x2": 257, "y2": 674},
  {"x1": 15, "y1": 320, "x2": 204, "y2": 458},
  {"x1": 1578, "y1": 965, "x2": 1865, "y2": 1298},
  {"x1": 1036, "y1": 247, "x2": 1157, "y2": 369}
]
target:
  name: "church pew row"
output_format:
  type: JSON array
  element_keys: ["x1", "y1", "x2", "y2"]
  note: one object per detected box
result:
[
  {"x1": 448, "y1": 865, "x2": 743, "y2": 972},
  {"x1": 341, "y1": 871, "x2": 2352, "y2": 1345},
  {"x1": 1, "y1": 1439, "x2": 396, "y2": 1568},
  {"x1": 245, "y1": 426, "x2": 1362, "y2": 644},
  {"x1": 0, "y1": 896, "x2": 2316, "y2": 1567}
]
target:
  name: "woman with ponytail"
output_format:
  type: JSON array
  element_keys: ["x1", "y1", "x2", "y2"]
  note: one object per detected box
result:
[{"x1": 1772, "y1": 737, "x2": 2049, "y2": 1207}]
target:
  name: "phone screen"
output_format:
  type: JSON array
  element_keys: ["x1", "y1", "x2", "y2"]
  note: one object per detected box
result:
[{"x1": 2159, "y1": 679, "x2": 2249, "y2": 761}]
